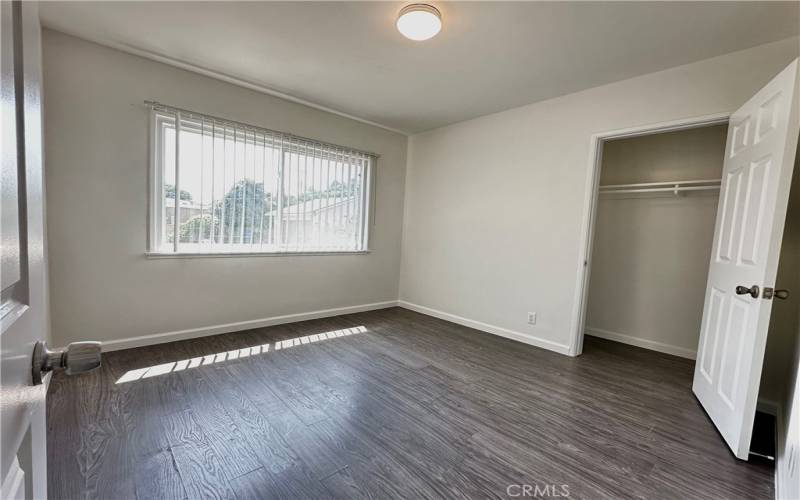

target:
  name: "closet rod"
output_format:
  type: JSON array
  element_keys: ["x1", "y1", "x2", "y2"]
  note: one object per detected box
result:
[
  {"x1": 599, "y1": 179, "x2": 721, "y2": 190},
  {"x1": 599, "y1": 185, "x2": 720, "y2": 195},
  {"x1": 600, "y1": 186, "x2": 719, "y2": 194}
]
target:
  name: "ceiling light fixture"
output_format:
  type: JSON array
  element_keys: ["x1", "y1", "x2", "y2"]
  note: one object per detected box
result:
[{"x1": 396, "y1": 4, "x2": 442, "y2": 41}]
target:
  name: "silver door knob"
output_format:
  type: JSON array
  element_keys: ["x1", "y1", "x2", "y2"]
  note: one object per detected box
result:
[
  {"x1": 762, "y1": 288, "x2": 791, "y2": 300},
  {"x1": 32, "y1": 340, "x2": 101, "y2": 385}
]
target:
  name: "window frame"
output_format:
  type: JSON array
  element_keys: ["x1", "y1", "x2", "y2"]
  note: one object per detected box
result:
[{"x1": 146, "y1": 106, "x2": 375, "y2": 258}]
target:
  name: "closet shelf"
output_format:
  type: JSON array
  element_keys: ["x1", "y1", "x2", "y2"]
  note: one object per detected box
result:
[{"x1": 599, "y1": 179, "x2": 721, "y2": 196}]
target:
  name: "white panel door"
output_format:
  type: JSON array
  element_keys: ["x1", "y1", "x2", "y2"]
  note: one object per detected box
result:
[
  {"x1": 0, "y1": 3, "x2": 48, "y2": 498},
  {"x1": 693, "y1": 59, "x2": 800, "y2": 459}
]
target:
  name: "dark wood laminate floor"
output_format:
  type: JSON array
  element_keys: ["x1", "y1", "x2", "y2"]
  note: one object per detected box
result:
[{"x1": 47, "y1": 307, "x2": 773, "y2": 499}]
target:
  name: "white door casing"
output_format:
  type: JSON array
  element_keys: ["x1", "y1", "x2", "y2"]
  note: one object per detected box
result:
[
  {"x1": 693, "y1": 59, "x2": 800, "y2": 460},
  {"x1": 0, "y1": 2, "x2": 48, "y2": 498}
]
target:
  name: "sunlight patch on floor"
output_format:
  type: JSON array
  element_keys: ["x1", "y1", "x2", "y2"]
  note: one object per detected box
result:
[{"x1": 115, "y1": 325, "x2": 367, "y2": 384}]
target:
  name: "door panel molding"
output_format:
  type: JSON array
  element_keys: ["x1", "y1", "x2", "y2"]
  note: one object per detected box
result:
[{"x1": 693, "y1": 58, "x2": 800, "y2": 459}]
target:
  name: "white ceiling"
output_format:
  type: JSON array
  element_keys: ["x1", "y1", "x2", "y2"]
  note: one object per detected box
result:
[{"x1": 40, "y1": 1, "x2": 800, "y2": 134}]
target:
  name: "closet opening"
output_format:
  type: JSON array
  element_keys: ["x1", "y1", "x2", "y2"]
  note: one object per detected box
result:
[
  {"x1": 572, "y1": 114, "x2": 730, "y2": 358},
  {"x1": 572, "y1": 114, "x2": 797, "y2": 463},
  {"x1": 581, "y1": 121, "x2": 729, "y2": 360}
]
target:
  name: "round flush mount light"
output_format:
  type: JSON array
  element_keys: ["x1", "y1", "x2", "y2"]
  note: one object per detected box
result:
[{"x1": 397, "y1": 4, "x2": 442, "y2": 41}]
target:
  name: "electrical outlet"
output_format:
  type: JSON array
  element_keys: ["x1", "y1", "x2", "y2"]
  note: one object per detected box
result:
[{"x1": 527, "y1": 312, "x2": 537, "y2": 325}]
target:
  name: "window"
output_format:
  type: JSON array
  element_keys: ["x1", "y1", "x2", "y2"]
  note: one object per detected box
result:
[{"x1": 148, "y1": 104, "x2": 373, "y2": 255}]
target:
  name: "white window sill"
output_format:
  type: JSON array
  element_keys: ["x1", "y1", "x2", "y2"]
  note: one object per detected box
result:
[{"x1": 145, "y1": 250, "x2": 370, "y2": 259}]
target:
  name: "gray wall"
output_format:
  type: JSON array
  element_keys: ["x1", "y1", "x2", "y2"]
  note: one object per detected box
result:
[
  {"x1": 586, "y1": 125, "x2": 727, "y2": 358},
  {"x1": 400, "y1": 37, "x2": 800, "y2": 354},
  {"x1": 764, "y1": 140, "x2": 800, "y2": 497},
  {"x1": 42, "y1": 30, "x2": 408, "y2": 347},
  {"x1": 777, "y1": 304, "x2": 800, "y2": 499}
]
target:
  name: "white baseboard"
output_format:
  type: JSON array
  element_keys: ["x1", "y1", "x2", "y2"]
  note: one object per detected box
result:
[
  {"x1": 585, "y1": 327, "x2": 697, "y2": 360},
  {"x1": 102, "y1": 299, "x2": 574, "y2": 355},
  {"x1": 397, "y1": 300, "x2": 572, "y2": 355},
  {"x1": 101, "y1": 300, "x2": 399, "y2": 352}
]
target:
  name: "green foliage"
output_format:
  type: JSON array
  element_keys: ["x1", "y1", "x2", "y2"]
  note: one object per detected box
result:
[
  {"x1": 179, "y1": 214, "x2": 213, "y2": 242},
  {"x1": 176, "y1": 175, "x2": 361, "y2": 244},
  {"x1": 165, "y1": 184, "x2": 193, "y2": 202},
  {"x1": 213, "y1": 179, "x2": 275, "y2": 244},
  {"x1": 292, "y1": 177, "x2": 361, "y2": 204}
]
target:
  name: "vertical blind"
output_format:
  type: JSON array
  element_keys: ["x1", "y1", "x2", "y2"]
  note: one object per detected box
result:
[{"x1": 149, "y1": 102, "x2": 374, "y2": 254}]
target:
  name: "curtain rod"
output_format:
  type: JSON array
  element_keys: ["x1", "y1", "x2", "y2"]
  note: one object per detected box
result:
[{"x1": 144, "y1": 100, "x2": 380, "y2": 159}]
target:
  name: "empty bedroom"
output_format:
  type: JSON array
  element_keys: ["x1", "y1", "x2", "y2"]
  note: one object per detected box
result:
[{"x1": 2, "y1": 1, "x2": 800, "y2": 499}]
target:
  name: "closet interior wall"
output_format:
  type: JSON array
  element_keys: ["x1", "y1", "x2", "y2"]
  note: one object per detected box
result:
[{"x1": 585, "y1": 124, "x2": 728, "y2": 359}]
